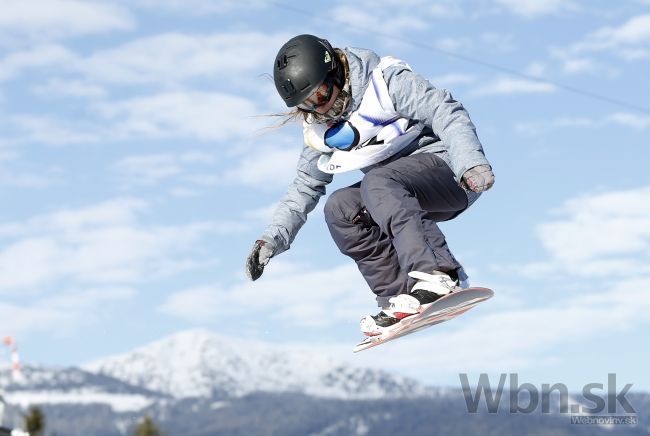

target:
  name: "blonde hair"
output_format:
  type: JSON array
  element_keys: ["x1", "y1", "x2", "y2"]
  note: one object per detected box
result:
[{"x1": 265, "y1": 109, "x2": 309, "y2": 129}]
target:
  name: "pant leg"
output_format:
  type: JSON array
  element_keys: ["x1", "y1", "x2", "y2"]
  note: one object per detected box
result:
[
  {"x1": 360, "y1": 153, "x2": 468, "y2": 292},
  {"x1": 324, "y1": 183, "x2": 409, "y2": 307}
]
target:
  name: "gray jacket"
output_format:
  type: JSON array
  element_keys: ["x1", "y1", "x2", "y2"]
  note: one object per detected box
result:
[{"x1": 262, "y1": 47, "x2": 490, "y2": 255}]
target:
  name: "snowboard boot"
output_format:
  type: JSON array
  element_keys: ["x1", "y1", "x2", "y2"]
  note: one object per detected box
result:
[
  {"x1": 388, "y1": 271, "x2": 462, "y2": 318},
  {"x1": 359, "y1": 294, "x2": 422, "y2": 337},
  {"x1": 360, "y1": 271, "x2": 462, "y2": 337},
  {"x1": 360, "y1": 308, "x2": 401, "y2": 337}
]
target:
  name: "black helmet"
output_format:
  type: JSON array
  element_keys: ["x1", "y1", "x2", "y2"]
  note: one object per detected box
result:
[{"x1": 273, "y1": 34, "x2": 339, "y2": 107}]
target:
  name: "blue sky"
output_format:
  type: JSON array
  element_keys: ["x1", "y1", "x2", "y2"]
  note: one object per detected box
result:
[{"x1": 1, "y1": 0, "x2": 649, "y2": 393}]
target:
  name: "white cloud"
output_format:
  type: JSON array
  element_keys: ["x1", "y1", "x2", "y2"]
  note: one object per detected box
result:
[
  {"x1": 331, "y1": 4, "x2": 430, "y2": 36},
  {"x1": 95, "y1": 92, "x2": 260, "y2": 142},
  {"x1": 168, "y1": 188, "x2": 200, "y2": 198},
  {"x1": 159, "y1": 263, "x2": 373, "y2": 328},
  {"x1": 519, "y1": 186, "x2": 650, "y2": 277},
  {"x1": 562, "y1": 58, "x2": 595, "y2": 74},
  {"x1": 515, "y1": 112, "x2": 650, "y2": 135},
  {"x1": 494, "y1": 0, "x2": 578, "y2": 18},
  {"x1": 0, "y1": 0, "x2": 134, "y2": 39},
  {"x1": 1, "y1": 31, "x2": 286, "y2": 90},
  {"x1": 435, "y1": 37, "x2": 473, "y2": 53},
  {"x1": 557, "y1": 14, "x2": 650, "y2": 61},
  {"x1": 158, "y1": 286, "x2": 223, "y2": 322},
  {"x1": 8, "y1": 91, "x2": 266, "y2": 147},
  {"x1": 434, "y1": 33, "x2": 513, "y2": 57},
  {"x1": 557, "y1": 57, "x2": 619, "y2": 77},
  {"x1": 0, "y1": 286, "x2": 136, "y2": 336},
  {"x1": 607, "y1": 112, "x2": 650, "y2": 130},
  {"x1": 243, "y1": 202, "x2": 280, "y2": 223},
  {"x1": 539, "y1": 187, "x2": 650, "y2": 261},
  {"x1": 134, "y1": 0, "x2": 266, "y2": 15},
  {"x1": 514, "y1": 117, "x2": 594, "y2": 135},
  {"x1": 79, "y1": 32, "x2": 286, "y2": 86},
  {"x1": 0, "y1": 150, "x2": 17, "y2": 162},
  {"x1": 0, "y1": 44, "x2": 76, "y2": 81},
  {"x1": 471, "y1": 76, "x2": 556, "y2": 96},
  {"x1": 430, "y1": 73, "x2": 476, "y2": 88},
  {"x1": 43, "y1": 198, "x2": 147, "y2": 230},
  {"x1": 481, "y1": 32, "x2": 516, "y2": 53},
  {"x1": 427, "y1": 2, "x2": 464, "y2": 17},
  {"x1": 0, "y1": 171, "x2": 61, "y2": 189},
  {"x1": 9, "y1": 114, "x2": 100, "y2": 146},
  {"x1": 332, "y1": 0, "x2": 464, "y2": 29},
  {"x1": 32, "y1": 79, "x2": 107, "y2": 99},
  {"x1": 1, "y1": 33, "x2": 286, "y2": 147},
  {"x1": 221, "y1": 146, "x2": 299, "y2": 190},
  {"x1": 0, "y1": 198, "x2": 244, "y2": 293},
  {"x1": 524, "y1": 61, "x2": 548, "y2": 77},
  {"x1": 0, "y1": 153, "x2": 62, "y2": 188},
  {"x1": 113, "y1": 152, "x2": 217, "y2": 187},
  {"x1": 591, "y1": 14, "x2": 650, "y2": 46}
]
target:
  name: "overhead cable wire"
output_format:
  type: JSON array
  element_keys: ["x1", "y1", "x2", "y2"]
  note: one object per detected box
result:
[{"x1": 270, "y1": 1, "x2": 650, "y2": 114}]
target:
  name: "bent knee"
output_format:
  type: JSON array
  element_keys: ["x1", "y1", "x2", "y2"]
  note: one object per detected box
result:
[
  {"x1": 360, "y1": 167, "x2": 404, "y2": 206},
  {"x1": 324, "y1": 188, "x2": 363, "y2": 224}
]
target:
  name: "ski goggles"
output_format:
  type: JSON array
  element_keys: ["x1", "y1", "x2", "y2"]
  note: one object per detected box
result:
[{"x1": 297, "y1": 76, "x2": 336, "y2": 112}]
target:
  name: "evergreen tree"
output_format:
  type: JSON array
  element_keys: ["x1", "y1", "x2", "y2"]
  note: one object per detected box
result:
[
  {"x1": 23, "y1": 406, "x2": 45, "y2": 436},
  {"x1": 133, "y1": 415, "x2": 165, "y2": 436}
]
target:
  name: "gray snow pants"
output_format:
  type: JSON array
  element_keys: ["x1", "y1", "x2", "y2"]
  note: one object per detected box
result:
[{"x1": 324, "y1": 153, "x2": 469, "y2": 308}]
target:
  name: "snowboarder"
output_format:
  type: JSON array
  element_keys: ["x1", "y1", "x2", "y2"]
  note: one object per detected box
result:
[{"x1": 245, "y1": 34, "x2": 494, "y2": 338}]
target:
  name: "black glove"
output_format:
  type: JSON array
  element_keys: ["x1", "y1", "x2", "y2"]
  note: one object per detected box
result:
[
  {"x1": 245, "y1": 240, "x2": 274, "y2": 281},
  {"x1": 461, "y1": 165, "x2": 495, "y2": 193}
]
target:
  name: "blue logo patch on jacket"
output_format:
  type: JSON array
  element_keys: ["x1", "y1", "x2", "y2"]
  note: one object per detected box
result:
[{"x1": 324, "y1": 121, "x2": 360, "y2": 151}]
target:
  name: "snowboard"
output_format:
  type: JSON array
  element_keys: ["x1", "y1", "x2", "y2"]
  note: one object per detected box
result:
[{"x1": 353, "y1": 287, "x2": 494, "y2": 352}]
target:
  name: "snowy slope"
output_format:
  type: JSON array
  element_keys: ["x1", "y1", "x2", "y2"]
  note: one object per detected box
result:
[
  {"x1": 82, "y1": 329, "x2": 432, "y2": 400},
  {"x1": 1, "y1": 364, "x2": 167, "y2": 413}
]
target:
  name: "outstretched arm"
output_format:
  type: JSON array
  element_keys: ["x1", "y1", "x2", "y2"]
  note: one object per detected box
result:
[
  {"x1": 262, "y1": 144, "x2": 333, "y2": 254},
  {"x1": 246, "y1": 144, "x2": 333, "y2": 280}
]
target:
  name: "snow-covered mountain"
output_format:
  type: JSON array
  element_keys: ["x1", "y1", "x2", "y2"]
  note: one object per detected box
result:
[
  {"x1": 1, "y1": 365, "x2": 167, "y2": 414},
  {"x1": 1, "y1": 331, "x2": 648, "y2": 436},
  {"x1": 82, "y1": 329, "x2": 432, "y2": 400}
]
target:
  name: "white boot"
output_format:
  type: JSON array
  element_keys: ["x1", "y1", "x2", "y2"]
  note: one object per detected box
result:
[
  {"x1": 359, "y1": 308, "x2": 403, "y2": 337},
  {"x1": 388, "y1": 271, "x2": 460, "y2": 316}
]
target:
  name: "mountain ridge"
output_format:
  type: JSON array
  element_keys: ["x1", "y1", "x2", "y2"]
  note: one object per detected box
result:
[
  {"x1": 81, "y1": 328, "x2": 435, "y2": 400},
  {"x1": 1, "y1": 329, "x2": 647, "y2": 436}
]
